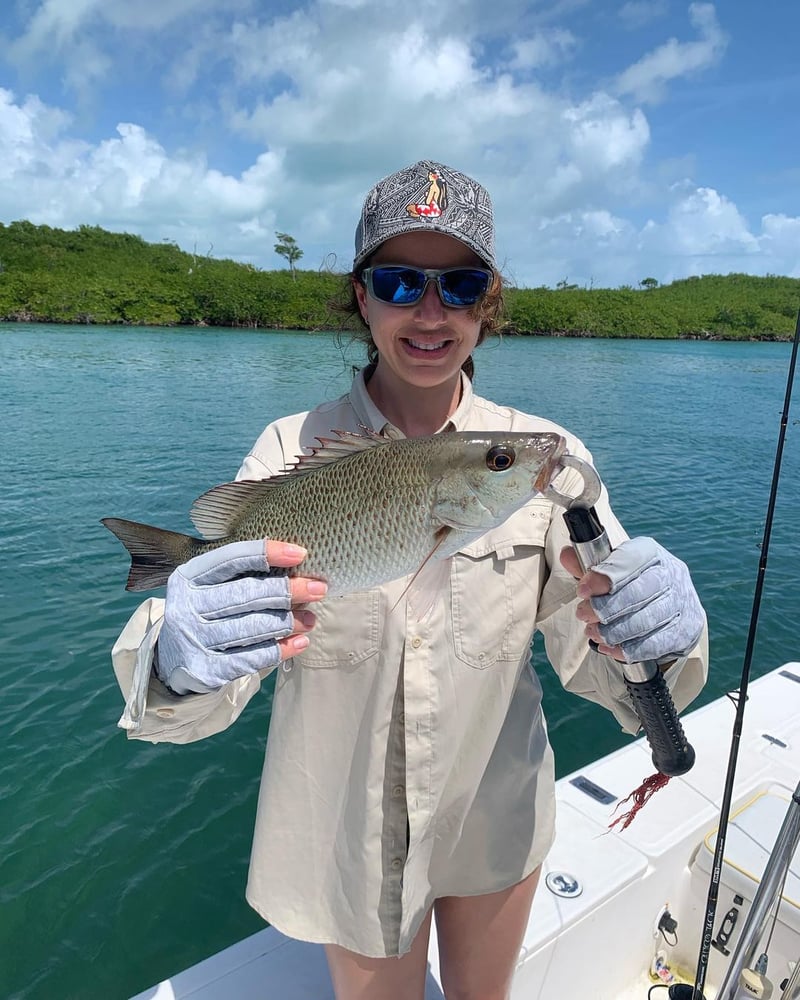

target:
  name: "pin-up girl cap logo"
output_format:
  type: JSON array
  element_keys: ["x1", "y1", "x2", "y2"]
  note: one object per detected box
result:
[{"x1": 354, "y1": 160, "x2": 496, "y2": 271}]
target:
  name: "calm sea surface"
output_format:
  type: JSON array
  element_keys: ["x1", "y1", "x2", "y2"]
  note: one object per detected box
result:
[{"x1": 1, "y1": 324, "x2": 798, "y2": 999}]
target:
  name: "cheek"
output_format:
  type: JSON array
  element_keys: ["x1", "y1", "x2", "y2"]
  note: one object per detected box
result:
[
  {"x1": 458, "y1": 315, "x2": 482, "y2": 347},
  {"x1": 362, "y1": 299, "x2": 395, "y2": 337}
]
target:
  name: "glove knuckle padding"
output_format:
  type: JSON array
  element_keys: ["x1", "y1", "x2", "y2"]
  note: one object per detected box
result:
[
  {"x1": 201, "y1": 609, "x2": 293, "y2": 650},
  {"x1": 181, "y1": 539, "x2": 269, "y2": 587},
  {"x1": 591, "y1": 537, "x2": 705, "y2": 663},
  {"x1": 157, "y1": 539, "x2": 295, "y2": 690}
]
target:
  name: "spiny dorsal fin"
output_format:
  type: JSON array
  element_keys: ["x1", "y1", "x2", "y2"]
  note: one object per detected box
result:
[
  {"x1": 189, "y1": 428, "x2": 389, "y2": 539},
  {"x1": 276, "y1": 426, "x2": 388, "y2": 475}
]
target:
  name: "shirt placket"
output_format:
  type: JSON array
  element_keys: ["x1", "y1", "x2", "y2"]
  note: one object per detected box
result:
[
  {"x1": 377, "y1": 651, "x2": 409, "y2": 953},
  {"x1": 397, "y1": 603, "x2": 435, "y2": 950}
]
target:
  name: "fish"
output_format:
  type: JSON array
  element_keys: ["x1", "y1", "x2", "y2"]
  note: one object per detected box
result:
[{"x1": 102, "y1": 428, "x2": 566, "y2": 602}]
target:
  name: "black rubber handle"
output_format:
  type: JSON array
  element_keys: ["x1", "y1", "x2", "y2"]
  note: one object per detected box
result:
[
  {"x1": 624, "y1": 672, "x2": 696, "y2": 776},
  {"x1": 563, "y1": 506, "x2": 696, "y2": 777}
]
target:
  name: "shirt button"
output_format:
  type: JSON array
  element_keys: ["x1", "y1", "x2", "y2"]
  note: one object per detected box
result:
[
  {"x1": 156, "y1": 708, "x2": 175, "y2": 718},
  {"x1": 392, "y1": 784, "x2": 405, "y2": 798},
  {"x1": 391, "y1": 858, "x2": 403, "y2": 871},
  {"x1": 411, "y1": 637, "x2": 422, "y2": 649}
]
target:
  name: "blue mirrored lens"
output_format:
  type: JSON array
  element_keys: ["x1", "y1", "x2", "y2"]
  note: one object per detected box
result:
[
  {"x1": 439, "y1": 269, "x2": 491, "y2": 306},
  {"x1": 371, "y1": 267, "x2": 427, "y2": 304}
]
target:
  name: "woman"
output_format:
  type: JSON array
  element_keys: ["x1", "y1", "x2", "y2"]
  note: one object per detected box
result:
[{"x1": 112, "y1": 160, "x2": 708, "y2": 1000}]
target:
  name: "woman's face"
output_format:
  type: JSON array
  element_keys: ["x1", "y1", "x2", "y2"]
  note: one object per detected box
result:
[{"x1": 355, "y1": 231, "x2": 484, "y2": 392}]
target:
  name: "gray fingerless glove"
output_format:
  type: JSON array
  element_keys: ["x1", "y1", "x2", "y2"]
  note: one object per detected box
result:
[
  {"x1": 590, "y1": 536, "x2": 705, "y2": 664},
  {"x1": 155, "y1": 539, "x2": 294, "y2": 694}
]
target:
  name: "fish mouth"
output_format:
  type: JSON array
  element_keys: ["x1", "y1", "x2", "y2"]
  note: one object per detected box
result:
[{"x1": 533, "y1": 436, "x2": 569, "y2": 494}]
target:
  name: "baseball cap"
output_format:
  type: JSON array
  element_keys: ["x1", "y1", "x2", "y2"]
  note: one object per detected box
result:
[{"x1": 353, "y1": 160, "x2": 496, "y2": 272}]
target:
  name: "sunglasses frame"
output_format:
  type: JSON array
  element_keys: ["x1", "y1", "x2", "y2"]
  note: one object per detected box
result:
[{"x1": 361, "y1": 265, "x2": 492, "y2": 309}]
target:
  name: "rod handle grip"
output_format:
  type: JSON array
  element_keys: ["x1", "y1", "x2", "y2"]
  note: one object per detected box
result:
[
  {"x1": 624, "y1": 672, "x2": 696, "y2": 776},
  {"x1": 563, "y1": 506, "x2": 696, "y2": 777}
]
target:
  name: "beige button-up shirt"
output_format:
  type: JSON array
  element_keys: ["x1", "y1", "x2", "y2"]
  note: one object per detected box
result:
[{"x1": 111, "y1": 370, "x2": 708, "y2": 958}]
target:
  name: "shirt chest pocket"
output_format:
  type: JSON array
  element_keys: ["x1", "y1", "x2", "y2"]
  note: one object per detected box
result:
[
  {"x1": 295, "y1": 590, "x2": 383, "y2": 668},
  {"x1": 450, "y1": 502, "x2": 551, "y2": 669}
]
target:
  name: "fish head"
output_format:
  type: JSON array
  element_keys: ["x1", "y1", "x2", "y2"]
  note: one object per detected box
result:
[{"x1": 430, "y1": 431, "x2": 567, "y2": 531}]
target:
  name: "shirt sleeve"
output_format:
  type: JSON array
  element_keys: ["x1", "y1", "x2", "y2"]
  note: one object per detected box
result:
[
  {"x1": 109, "y1": 423, "x2": 291, "y2": 743},
  {"x1": 110, "y1": 598, "x2": 267, "y2": 743},
  {"x1": 535, "y1": 443, "x2": 709, "y2": 735}
]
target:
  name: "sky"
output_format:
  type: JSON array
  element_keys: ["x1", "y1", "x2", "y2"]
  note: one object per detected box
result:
[{"x1": 0, "y1": 0, "x2": 798, "y2": 289}]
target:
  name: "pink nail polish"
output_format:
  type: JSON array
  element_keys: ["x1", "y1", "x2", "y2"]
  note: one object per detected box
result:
[
  {"x1": 292, "y1": 635, "x2": 310, "y2": 651},
  {"x1": 307, "y1": 580, "x2": 328, "y2": 596}
]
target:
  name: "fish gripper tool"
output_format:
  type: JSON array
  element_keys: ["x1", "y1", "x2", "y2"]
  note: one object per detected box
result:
[{"x1": 543, "y1": 455, "x2": 696, "y2": 778}]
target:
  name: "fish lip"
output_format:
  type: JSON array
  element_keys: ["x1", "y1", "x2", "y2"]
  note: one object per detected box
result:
[{"x1": 533, "y1": 436, "x2": 568, "y2": 494}]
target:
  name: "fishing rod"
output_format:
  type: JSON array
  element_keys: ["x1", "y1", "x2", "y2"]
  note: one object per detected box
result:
[{"x1": 689, "y1": 307, "x2": 800, "y2": 1000}]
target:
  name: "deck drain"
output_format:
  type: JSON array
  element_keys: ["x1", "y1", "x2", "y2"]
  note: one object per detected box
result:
[{"x1": 545, "y1": 871, "x2": 582, "y2": 897}]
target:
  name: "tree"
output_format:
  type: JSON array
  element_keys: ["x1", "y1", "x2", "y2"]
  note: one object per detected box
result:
[
  {"x1": 640, "y1": 277, "x2": 659, "y2": 290},
  {"x1": 274, "y1": 232, "x2": 304, "y2": 280}
]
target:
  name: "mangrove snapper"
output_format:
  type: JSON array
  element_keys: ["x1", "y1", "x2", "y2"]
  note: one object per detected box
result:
[{"x1": 103, "y1": 428, "x2": 566, "y2": 599}]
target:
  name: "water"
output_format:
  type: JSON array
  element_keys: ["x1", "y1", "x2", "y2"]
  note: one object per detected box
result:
[{"x1": 1, "y1": 324, "x2": 797, "y2": 1000}]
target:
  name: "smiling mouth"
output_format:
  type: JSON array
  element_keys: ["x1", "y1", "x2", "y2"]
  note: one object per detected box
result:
[{"x1": 406, "y1": 338, "x2": 449, "y2": 351}]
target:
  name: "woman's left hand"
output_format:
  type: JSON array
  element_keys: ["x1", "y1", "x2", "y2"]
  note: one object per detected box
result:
[{"x1": 560, "y1": 537, "x2": 705, "y2": 665}]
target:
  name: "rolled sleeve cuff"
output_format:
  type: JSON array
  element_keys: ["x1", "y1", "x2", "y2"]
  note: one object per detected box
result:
[{"x1": 111, "y1": 598, "x2": 264, "y2": 744}]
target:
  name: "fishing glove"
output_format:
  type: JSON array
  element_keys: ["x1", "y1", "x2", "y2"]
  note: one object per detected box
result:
[
  {"x1": 590, "y1": 537, "x2": 705, "y2": 664},
  {"x1": 154, "y1": 540, "x2": 294, "y2": 694}
]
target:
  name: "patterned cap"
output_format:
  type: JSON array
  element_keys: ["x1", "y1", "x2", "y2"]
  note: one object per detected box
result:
[{"x1": 353, "y1": 160, "x2": 496, "y2": 271}]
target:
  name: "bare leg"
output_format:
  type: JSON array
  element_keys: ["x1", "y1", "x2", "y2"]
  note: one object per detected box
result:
[
  {"x1": 434, "y1": 867, "x2": 541, "y2": 1000},
  {"x1": 324, "y1": 909, "x2": 433, "y2": 1000}
]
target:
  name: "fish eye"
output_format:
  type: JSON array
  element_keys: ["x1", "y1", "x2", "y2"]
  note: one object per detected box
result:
[{"x1": 486, "y1": 446, "x2": 516, "y2": 471}]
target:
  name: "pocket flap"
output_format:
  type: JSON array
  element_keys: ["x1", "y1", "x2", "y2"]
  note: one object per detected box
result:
[{"x1": 457, "y1": 500, "x2": 551, "y2": 559}]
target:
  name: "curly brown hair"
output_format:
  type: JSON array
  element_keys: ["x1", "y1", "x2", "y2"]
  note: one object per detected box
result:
[{"x1": 334, "y1": 268, "x2": 505, "y2": 380}]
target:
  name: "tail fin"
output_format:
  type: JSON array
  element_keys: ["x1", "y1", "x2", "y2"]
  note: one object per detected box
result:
[{"x1": 101, "y1": 517, "x2": 197, "y2": 592}]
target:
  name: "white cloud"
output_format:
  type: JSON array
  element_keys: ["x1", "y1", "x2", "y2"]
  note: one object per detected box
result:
[
  {"x1": 0, "y1": 95, "x2": 283, "y2": 262},
  {"x1": 13, "y1": 0, "x2": 223, "y2": 43},
  {"x1": 509, "y1": 29, "x2": 577, "y2": 70},
  {"x1": 563, "y1": 94, "x2": 649, "y2": 172},
  {"x1": 615, "y1": 3, "x2": 728, "y2": 103},
  {"x1": 618, "y1": 0, "x2": 669, "y2": 30}
]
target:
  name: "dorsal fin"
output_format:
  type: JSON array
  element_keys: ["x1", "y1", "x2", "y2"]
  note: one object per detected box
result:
[
  {"x1": 189, "y1": 428, "x2": 389, "y2": 539},
  {"x1": 276, "y1": 426, "x2": 388, "y2": 475}
]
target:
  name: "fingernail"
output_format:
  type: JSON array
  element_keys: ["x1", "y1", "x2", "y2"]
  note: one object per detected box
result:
[
  {"x1": 280, "y1": 543, "x2": 307, "y2": 559},
  {"x1": 291, "y1": 635, "x2": 310, "y2": 652},
  {"x1": 307, "y1": 580, "x2": 328, "y2": 596}
]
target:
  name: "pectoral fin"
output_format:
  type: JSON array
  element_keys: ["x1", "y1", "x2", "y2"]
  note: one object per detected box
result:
[{"x1": 394, "y1": 527, "x2": 452, "y2": 622}]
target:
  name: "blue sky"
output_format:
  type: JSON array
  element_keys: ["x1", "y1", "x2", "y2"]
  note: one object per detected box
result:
[{"x1": 0, "y1": 0, "x2": 797, "y2": 288}]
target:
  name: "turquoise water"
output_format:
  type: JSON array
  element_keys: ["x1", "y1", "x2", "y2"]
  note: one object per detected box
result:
[{"x1": 1, "y1": 324, "x2": 797, "y2": 1000}]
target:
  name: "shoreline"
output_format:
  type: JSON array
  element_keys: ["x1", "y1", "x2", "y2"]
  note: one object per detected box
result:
[{"x1": 0, "y1": 316, "x2": 793, "y2": 342}]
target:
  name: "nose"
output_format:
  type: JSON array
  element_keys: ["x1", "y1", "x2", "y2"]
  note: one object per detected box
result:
[{"x1": 413, "y1": 279, "x2": 447, "y2": 326}]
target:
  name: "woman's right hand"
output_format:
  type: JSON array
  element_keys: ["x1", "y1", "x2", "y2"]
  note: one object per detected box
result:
[{"x1": 154, "y1": 539, "x2": 326, "y2": 694}]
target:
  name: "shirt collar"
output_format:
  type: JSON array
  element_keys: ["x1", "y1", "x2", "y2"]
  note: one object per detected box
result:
[{"x1": 348, "y1": 368, "x2": 475, "y2": 438}]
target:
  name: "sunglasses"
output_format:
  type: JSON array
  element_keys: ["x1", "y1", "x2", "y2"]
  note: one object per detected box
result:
[{"x1": 361, "y1": 265, "x2": 492, "y2": 309}]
